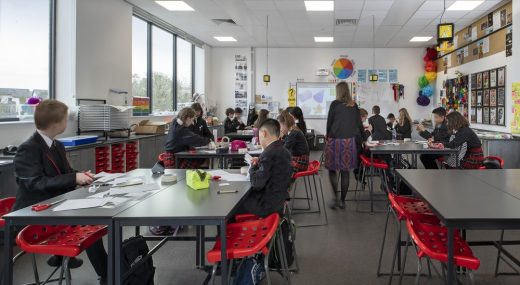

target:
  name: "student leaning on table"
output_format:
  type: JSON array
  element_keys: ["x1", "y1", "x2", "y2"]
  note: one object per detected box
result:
[
  {"x1": 416, "y1": 107, "x2": 451, "y2": 169},
  {"x1": 12, "y1": 100, "x2": 108, "y2": 285},
  {"x1": 430, "y1": 111, "x2": 484, "y2": 169}
]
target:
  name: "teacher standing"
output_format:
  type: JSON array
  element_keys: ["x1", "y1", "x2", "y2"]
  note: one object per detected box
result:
[{"x1": 325, "y1": 82, "x2": 364, "y2": 209}]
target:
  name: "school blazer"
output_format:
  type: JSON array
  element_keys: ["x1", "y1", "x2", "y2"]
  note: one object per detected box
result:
[{"x1": 12, "y1": 132, "x2": 77, "y2": 211}]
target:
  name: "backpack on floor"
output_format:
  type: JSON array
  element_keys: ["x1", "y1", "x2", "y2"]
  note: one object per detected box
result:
[
  {"x1": 269, "y1": 217, "x2": 296, "y2": 269},
  {"x1": 232, "y1": 256, "x2": 266, "y2": 285},
  {"x1": 122, "y1": 235, "x2": 155, "y2": 285}
]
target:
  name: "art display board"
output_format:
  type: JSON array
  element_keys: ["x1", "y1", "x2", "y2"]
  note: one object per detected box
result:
[
  {"x1": 511, "y1": 82, "x2": 520, "y2": 134},
  {"x1": 234, "y1": 55, "x2": 248, "y2": 109},
  {"x1": 470, "y1": 66, "x2": 506, "y2": 126}
]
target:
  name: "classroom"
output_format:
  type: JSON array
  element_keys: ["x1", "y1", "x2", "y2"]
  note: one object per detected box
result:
[{"x1": 1, "y1": 0, "x2": 520, "y2": 284}]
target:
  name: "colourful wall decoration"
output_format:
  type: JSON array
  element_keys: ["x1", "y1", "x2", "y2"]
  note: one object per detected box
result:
[
  {"x1": 511, "y1": 82, "x2": 520, "y2": 134},
  {"x1": 331, "y1": 57, "x2": 355, "y2": 79},
  {"x1": 132, "y1": 96, "x2": 150, "y2": 116},
  {"x1": 417, "y1": 47, "x2": 437, "y2": 106}
]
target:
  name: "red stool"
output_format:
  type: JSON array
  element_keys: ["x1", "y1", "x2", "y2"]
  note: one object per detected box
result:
[
  {"x1": 206, "y1": 213, "x2": 291, "y2": 284},
  {"x1": 377, "y1": 193, "x2": 440, "y2": 282},
  {"x1": 17, "y1": 225, "x2": 107, "y2": 285},
  {"x1": 158, "y1": 152, "x2": 175, "y2": 168},
  {"x1": 479, "y1": 155, "x2": 504, "y2": 169},
  {"x1": 0, "y1": 197, "x2": 16, "y2": 228},
  {"x1": 355, "y1": 154, "x2": 389, "y2": 214},
  {"x1": 290, "y1": 160, "x2": 328, "y2": 227},
  {"x1": 400, "y1": 219, "x2": 480, "y2": 285}
]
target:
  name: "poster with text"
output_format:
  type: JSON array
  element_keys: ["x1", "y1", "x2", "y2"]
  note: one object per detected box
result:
[{"x1": 511, "y1": 82, "x2": 520, "y2": 134}]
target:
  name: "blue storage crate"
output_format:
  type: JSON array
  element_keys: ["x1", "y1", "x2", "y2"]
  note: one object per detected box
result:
[{"x1": 58, "y1": 136, "x2": 98, "y2": 146}]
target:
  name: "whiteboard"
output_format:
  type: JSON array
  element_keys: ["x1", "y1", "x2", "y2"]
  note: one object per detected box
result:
[
  {"x1": 296, "y1": 82, "x2": 354, "y2": 119},
  {"x1": 356, "y1": 82, "x2": 398, "y2": 118}
]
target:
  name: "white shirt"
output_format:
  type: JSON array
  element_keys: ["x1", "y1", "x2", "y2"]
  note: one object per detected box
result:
[{"x1": 37, "y1": 130, "x2": 54, "y2": 148}]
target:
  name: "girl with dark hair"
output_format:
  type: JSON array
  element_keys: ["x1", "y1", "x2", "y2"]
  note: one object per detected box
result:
[
  {"x1": 395, "y1": 108, "x2": 412, "y2": 139},
  {"x1": 289, "y1": 106, "x2": 307, "y2": 134},
  {"x1": 190, "y1": 103, "x2": 214, "y2": 140},
  {"x1": 278, "y1": 110, "x2": 310, "y2": 172},
  {"x1": 254, "y1": 109, "x2": 270, "y2": 129},
  {"x1": 224, "y1": 108, "x2": 235, "y2": 133}
]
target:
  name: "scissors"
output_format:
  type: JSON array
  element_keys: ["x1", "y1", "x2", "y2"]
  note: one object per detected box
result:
[{"x1": 31, "y1": 199, "x2": 65, "y2": 212}]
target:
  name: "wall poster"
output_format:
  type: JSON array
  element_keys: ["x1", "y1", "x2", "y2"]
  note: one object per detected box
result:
[
  {"x1": 470, "y1": 66, "x2": 506, "y2": 126},
  {"x1": 234, "y1": 55, "x2": 248, "y2": 109}
]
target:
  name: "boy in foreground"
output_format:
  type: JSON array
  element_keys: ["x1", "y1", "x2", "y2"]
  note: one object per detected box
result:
[{"x1": 12, "y1": 100, "x2": 108, "y2": 284}]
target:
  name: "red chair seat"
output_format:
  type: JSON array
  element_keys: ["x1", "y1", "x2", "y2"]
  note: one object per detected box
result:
[
  {"x1": 406, "y1": 220, "x2": 480, "y2": 270},
  {"x1": 207, "y1": 213, "x2": 279, "y2": 263},
  {"x1": 234, "y1": 213, "x2": 260, "y2": 223},
  {"x1": 158, "y1": 152, "x2": 175, "y2": 168},
  {"x1": 292, "y1": 160, "x2": 320, "y2": 179},
  {"x1": 17, "y1": 225, "x2": 107, "y2": 257},
  {"x1": 479, "y1": 156, "x2": 504, "y2": 169},
  {"x1": 388, "y1": 193, "x2": 439, "y2": 225},
  {"x1": 0, "y1": 197, "x2": 16, "y2": 228},
  {"x1": 360, "y1": 154, "x2": 389, "y2": 169}
]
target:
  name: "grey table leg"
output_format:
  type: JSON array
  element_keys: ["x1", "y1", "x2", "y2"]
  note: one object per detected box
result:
[
  {"x1": 447, "y1": 227, "x2": 455, "y2": 285},
  {"x1": 196, "y1": 226, "x2": 201, "y2": 267},
  {"x1": 220, "y1": 222, "x2": 229, "y2": 285},
  {"x1": 108, "y1": 223, "x2": 115, "y2": 285},
  {"x1": 200, "y1": 226, "x2": 206, "y2": 267},
  {"x1": 3, "y1": 220, "x2": 13, "y2": 285},
  {"x1": 175, "y1": 157, "x2": 179, "y2": 169},
  {"x1": 114, "y1": 221, "x2": 122, "y2": 285}
]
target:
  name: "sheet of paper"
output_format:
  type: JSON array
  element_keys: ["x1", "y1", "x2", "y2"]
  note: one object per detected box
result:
[
  {"x1": 53, "y1": 199, "x2": 108, "y2": 211},
  {"x1": 207, "y1": 170, "x2": 249, "y2": 181},
  {"x1": 101, "y1": 197, "x2": 130, "y2": 208},
  {"x1": 112, "y1": 177, "x2": 143, "y2": 187},
  {"x1": 244, "y1": 153, "x2": 253, "y2": 165},
  {"x1": 95, "y1": 172, "x2": 125, "y2": 183},
  {"x1": 109, "y1": 183, "x2": 160, "y2": 195},
  {"x1": 202, "y1": 150, "x2": 217, "y2": 154},
  {"x1": 87, "y1": 191, "x2": 110, "y2": 199},
  {"x1": 247, "y1": 149, "x2": 263, "y2": 155}
]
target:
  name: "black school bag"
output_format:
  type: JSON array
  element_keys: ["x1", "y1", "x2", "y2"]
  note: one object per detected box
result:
[
  {"x1": 121, "y1": 235, "x2": 155, "y2": 285},
  {"x1": 269, "y1": 217, "x2": 296, "y2": 269}
]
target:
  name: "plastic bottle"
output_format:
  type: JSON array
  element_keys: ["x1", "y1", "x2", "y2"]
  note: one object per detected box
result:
[{"x1": 392, "y1": 128, "x2": 397, "y2": 143}]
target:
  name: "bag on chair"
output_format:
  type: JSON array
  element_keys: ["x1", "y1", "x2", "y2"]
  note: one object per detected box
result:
[
  {"x1": 232, "y1": 256, "x2": 266, "y2": 285},
  {"x1": 121, "y1": 235, "x2": 155, "y2": 285},
  {"x1": 268, "y1": 217, "x2": 296, "y2": 269}
]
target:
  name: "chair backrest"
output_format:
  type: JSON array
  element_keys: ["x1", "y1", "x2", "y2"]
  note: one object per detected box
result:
[
  {"x1": 308, "y1": 160, "x2": 320, "y2": 173},
  {"x1": 0, "y1": 197, "x2": 16, "y2": 218},
  {"x1": 480, "y1": 156, "x2": 504, "y2": 169}
]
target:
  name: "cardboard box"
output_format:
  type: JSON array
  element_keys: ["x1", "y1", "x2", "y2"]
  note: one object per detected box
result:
[{"x1": 134, "y1": 120, "x2": 167, "y2": 135}]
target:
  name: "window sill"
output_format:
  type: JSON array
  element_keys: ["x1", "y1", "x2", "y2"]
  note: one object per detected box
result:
[{"x1": 0, "y1": 120, "x2": 34, "y2": 126}]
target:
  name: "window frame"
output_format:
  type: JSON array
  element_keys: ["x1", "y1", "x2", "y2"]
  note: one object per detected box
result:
[{"x1": 132, "y1": 14, "x2": 200, "y2": 113}]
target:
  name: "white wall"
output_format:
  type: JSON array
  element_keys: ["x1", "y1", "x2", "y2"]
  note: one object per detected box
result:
[{"x1": 209, "y1": 47, "x2": 427, "y2": 133}]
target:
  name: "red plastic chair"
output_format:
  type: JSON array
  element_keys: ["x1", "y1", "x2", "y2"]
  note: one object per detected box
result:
[
  {"x1": 0, "y1": 197, "x2": 16, "y2": 228},
  {"x1": 479, "y1": 156, "x2": 504, "y2": 169},
  {"x1": 355, "y1": 154, "x2": 390, "y2": 214},
  {"x1": 158, "y1": 152, "x2": 175, "y2": 168},
  {"x1": 400, "y1": 219, "x2": 480, "y2": 284},
  {"x1": 206, "y1": 213, "x2": 291, "y2": 284},
  {"x1": 290, "y1": 160, "x2": 328, "y2": 227},
  {"x1": 17, "y1": 225, "x2": 107, "y2": 285}
]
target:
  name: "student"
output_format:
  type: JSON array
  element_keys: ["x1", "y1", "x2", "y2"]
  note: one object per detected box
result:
[
  {"x1": 231, "y1": 107, "x2": 247, "y2": 131},
  {"x1": 434, "y1": 111, "x2": 484, "y2": 169},
  {"x1": 223, "y1": 108, "x2": 235, "y2": 134},
  {"x1": 165, "y1": 107, "x2": 211, "y2": 169},
  {"x1": 325, "y1": 82, "x2": 364, "y2": 209},
  {"x1": 289, "y1": 106, "x2": 307, "y2": 135},
  {"x1": 190, "y1": 102, "x2": 214, "y2": 140},
  {"x1": 254, "y1": 109, "x2": 270, "y2": 129},
  {"x1": 246, "y1": 107, "x2": 258, "y2": 127},
  {"x1": 237, "y1": 119, "x2": 293, "y2": 217},
  {"x1": 12, "y1": 100, "x2": 107, "y2": 284},
  {"x1": 417, "y1": 107, "x2": 451, "y2": 169},
  {"x1": 359, "y1": 108, "x2": 371, "y2": 140},
  {"x1": 395, "y1": 108, "x2": 412, "y2": 139},
  {"x1": 368, "y1": 105, "x2": 391, "y2": 140},
  {"x1": 278, "y1": 110, "x2": 310, "y2": 172},
  {"x1": 386, "y1": 113, "x2": 396, "y2": 131}
]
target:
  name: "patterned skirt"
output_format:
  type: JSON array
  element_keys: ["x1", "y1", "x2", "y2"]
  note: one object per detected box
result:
[
  {"x1": 292, "y1": 154, "x2": 310, "y2": 173},
  {"x1": 324, "y1": 137, "x2": 358, "y2": 171},
  {"x1": 461, "y1": 147, "x2": 484, "y2": 169}
]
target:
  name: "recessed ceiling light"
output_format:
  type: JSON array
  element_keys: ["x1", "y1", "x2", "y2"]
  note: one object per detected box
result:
[
  {"x1": 447, "y1": 1, "x2": 483, "y2": 11},
  {"x1": 214, "y1": 36, "x2": 237, "y2": 42},
  {"x1": 304, "y1": 1, "x2": 334, "y2": 11},
  {"x1": 410, "y1": 36, "x2": 433, "y2": 42},
  {"x1": 155, "y1": 1, "x2": 194, "y2": 11},
  {"x1": 314, "y1": 37, "x2": 334, "y2": 42}
]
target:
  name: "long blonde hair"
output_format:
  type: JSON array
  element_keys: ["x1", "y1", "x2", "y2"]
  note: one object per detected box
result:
[
  {"x1": 336, "y1": 82, "x2": 354, "y2": 107},
  {"x1": 398, "y1": 108, "x2": 412, "y2": 126}
]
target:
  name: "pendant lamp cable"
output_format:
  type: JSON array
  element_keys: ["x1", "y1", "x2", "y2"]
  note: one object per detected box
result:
[
  {"x1": 372, "y1": 15, "x2": 375, "y2": 70},
  {"x1": 440, "y1": 0, "x2": 446, "y2": 24},
  {"x1": 266, "y1": 15, "x2": 269, "y2": 74}
]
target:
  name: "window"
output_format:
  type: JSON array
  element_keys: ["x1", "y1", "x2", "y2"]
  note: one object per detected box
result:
[
  {"x1": 151, "y1": 26, "x2": 174, "y2": 113},
  {"x1": 0, "y1": 0, "x2": 53, "y2": 120},
  {"x1": 176, "y1": 38, "x2": 193, "y2": 109},
  {"x1": 131, "y1": 16, "x2": 148, "y2": 98},
  {"x1": 194, "y1": 46, "x2": 205, "y2": 95}
]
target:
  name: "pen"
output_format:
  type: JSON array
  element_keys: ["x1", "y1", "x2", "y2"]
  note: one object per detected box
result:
[
  {"x1": 217, "y1": 190, "x2": 239, "y2": 194},
  {"x1": 84, "y1": 171, "x2": 95, "y2": 179}
]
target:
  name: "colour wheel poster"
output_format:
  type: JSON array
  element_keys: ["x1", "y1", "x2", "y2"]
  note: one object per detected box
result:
[{"x1": 332, "y1": 58, "x2": 354, "y2": 79}]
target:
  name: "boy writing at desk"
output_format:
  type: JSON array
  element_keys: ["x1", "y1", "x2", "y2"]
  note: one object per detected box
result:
[
  {"x1": 12, "y1": 100, "x2": 108, "y2": 285},
  {"x1": 237, "y1": 119, "x2": 293, "y2": 217}
]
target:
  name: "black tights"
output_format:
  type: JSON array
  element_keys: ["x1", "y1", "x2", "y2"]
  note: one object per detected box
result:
[{"x1": 328, "y1": 170, "x2": 350, "y2": 201}]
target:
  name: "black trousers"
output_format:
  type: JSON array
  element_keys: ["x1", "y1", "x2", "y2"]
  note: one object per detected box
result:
[
  {"x1": 54, "y1": 239, "x2": 107, "y2": 278},
  {"x1": 420, "y1": 154, "x2": 442, "y2": 169}
]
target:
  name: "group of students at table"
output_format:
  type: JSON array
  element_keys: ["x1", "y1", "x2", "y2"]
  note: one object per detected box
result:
[{"x1": 325, "y1": 82, "x2": 484, "y2": 209}]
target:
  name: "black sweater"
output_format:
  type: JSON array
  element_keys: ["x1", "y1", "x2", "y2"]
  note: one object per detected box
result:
[
  {"x1": 326, "y1": 101, "x2": 364, "y2": 139},
  {"x1": 369, "y1": 114, "x2": 391, "y2": 140},
  {"x1": 444, "y1": 126, "x2": 482, "y2": 149},
  {"x1": 13, "y1": 132, "x2": 77, "y2": 211},
  {"x1": 395, "y1": 119, "x2": 412, "y2": 139},
  {"x1": 284, "y1": 129, "x2": 310, "y2": 156},
  {"x1": 224, "y1": 117, "x2": 234, "y2": 134},
  {"x1": 419, "y1": 121, "x2": 450, "y2": 143},
  {"x1": 240, "y1": 140, "x2": 293, "y2": 217},
  {"x1": 296, "y1": 121, "x2": 307, "y2": 135},
  {"x1": 190, "y1": 116, "x2": 214, "y2": 140},
  {"x1": 231, "y1": 117, "x2": 246, "y2": 131},
  {"x1": 165, "y1": 120, "x2": 210, "y2": 153}
]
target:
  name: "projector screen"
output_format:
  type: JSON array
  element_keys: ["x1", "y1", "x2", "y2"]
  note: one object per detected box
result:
[{"x1": 296, "y1": 82, "x2": 337, "y2": 119}]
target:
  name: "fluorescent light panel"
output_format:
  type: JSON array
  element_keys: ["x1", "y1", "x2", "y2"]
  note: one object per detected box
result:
[
  {"x1": 410, "y1": 36, "x2": 433, "y2": 42},
  {"x1": 304, "y1": 1, "x2": 334, "y2": 11},
  {"x1": 214, "y1": 36, "x2": 237, "y2": 42},
  {"x1": 155, "y1": 1, "x2": 194, "y2": 11},
  {"x1": 447, "y1": 1, "x2": 484, "y2": 11},
  {"x1": 314, "y1": 37, "x2": 334, "y2": 42}
]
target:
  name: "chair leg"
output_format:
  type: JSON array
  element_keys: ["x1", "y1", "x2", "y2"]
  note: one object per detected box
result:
[
  {"x1": 494, "y1": 229, "x2": 505, "y2": 277},
  {"x1": 210, "y1": 263, "x2": 218, "y2": 285},
  {"x1": 468, "y1": 270, "x2": 475, "y2": 285},
  {"x1": 387, "y1": 212, "x2": 402, "y2": 285},
  {"x1": 398, "y1": 235, "x2": 411, "y2": 285},
  {"x1": 376, "y1": 205, "x2": 391, "y2": 276},
  {"x1": 58, "y1": 259, "x2": 65, "y2": 285},
  {"x1": 227, "y1": 260, "x2": 233, "y2": 284},
  {"x1": 415, "y1": 258, "x2": 422, "y2": 285},
  {"x1": 31, "y1": 254, "x2": 41, "y2": 285},
  {"x1": 63, "y1": 257, "x2": 71, "y2": 285},
  {"x1": 277, "y1": 229, "x2": 292, "y2": 285}
]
